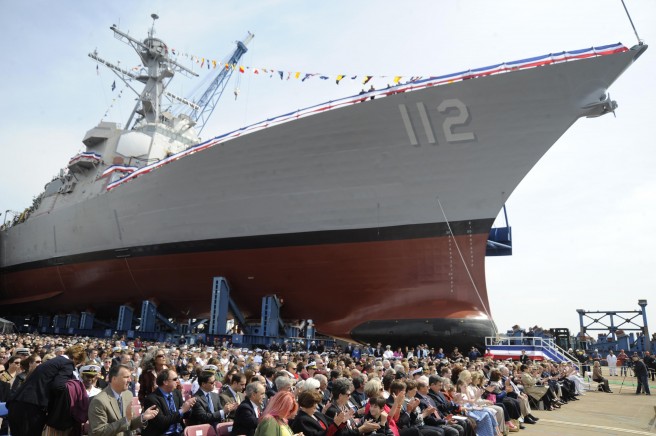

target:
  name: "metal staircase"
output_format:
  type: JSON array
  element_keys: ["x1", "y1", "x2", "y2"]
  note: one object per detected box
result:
[{"x1": 486, "y1": 335, "x2": 580, "y2": 368}]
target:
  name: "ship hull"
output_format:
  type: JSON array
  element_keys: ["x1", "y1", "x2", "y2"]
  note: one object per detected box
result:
[
  {"x1": 1, "y1": 221, "x2": 494, "y2": 347},
  {"x1": 0, "y1": 45, "x2": 644, "y2": 346}
]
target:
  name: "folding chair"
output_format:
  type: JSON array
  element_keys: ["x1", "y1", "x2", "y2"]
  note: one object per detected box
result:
[
  {"x1": 184, "y1": 423, "x2": 217, "y2": 436},
  {"x1": 182, "y1": 383, "x2": 193, "y2": 400},
  {"x1": 215, "y1": 422, "x2": 233, "y2": 436}
]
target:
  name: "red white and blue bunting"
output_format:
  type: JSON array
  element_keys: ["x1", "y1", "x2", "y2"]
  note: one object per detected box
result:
[{"x1": 105, "y1": 43, "x2": 627, "y2": 192}]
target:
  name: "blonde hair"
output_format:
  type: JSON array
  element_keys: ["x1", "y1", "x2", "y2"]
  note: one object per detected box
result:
[
  {"x1": 364, "y1": 378, "x2": 382, "y2": 398},
  {"x1": 457, "y1": 369, "x2": 471, "y2": 383},
  {"x1": 470, "y1": 371, "x2": 484, "y2": 386}
]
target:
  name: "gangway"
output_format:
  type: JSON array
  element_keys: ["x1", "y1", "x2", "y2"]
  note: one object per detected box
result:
[{"x1": 486, "y1": 335, "x2": 579, "y2": 367}]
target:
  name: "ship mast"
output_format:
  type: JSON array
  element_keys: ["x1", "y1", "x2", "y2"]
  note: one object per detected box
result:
[{"x1": 106, "y1": 14, "x2": 199, "y2": 129}]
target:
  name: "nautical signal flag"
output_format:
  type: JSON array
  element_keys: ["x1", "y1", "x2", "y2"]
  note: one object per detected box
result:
[
  {"x1": 111, "y1": 81, "x2": 116, "y2": 91},
  {"x1": 336, "y1": 75, "x2": 345, "y2": 84},
  {"x1": 363, "y1": 76, "x2": 373, "y2": 84},
  {"x1": 239, "y1": 66, "x2": 245, "y2": 73}
]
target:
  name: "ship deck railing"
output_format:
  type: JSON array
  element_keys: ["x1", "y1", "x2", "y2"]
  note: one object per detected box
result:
[{"x1": 486, "y1": 335, "x2": 580, "y2": 367}]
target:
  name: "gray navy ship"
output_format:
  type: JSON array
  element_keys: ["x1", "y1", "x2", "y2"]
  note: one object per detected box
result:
[{"x1": 0, "y1": 18, "x2": 648, "y2": 348}]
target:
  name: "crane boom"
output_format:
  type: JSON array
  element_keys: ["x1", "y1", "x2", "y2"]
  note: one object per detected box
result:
[{"x1": 191, "y1": 32, "x2": 254, "y2": 134}]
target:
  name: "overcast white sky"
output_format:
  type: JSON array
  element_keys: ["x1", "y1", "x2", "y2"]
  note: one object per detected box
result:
[{"x1": 1, "y1": 1, "x2": 654, "y2": 341}]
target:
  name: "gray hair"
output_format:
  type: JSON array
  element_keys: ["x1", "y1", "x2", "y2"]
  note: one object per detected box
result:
[
  {"x1": 313, "y1": 374, "x2": 327, "y2": 384},
  {"x1": 298, "y1": 377, "x2": 320, "y2": 392},
  {"x1": 275, "y1": 376, "x2": 293, "y2": 391},
  {"x1": 245, "y1": 381, "x2": 263, "y2": 398}
]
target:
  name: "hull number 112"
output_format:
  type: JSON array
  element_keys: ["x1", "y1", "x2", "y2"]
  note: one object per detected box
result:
[{"x1": 399, "y1": 99, "x2": 476, "y2": 146}]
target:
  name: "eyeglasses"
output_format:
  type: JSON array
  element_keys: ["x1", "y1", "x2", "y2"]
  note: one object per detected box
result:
[
  {"x1": 34, "y1": 360, "x2": 42, "y2": 364},
  {"x1": 156, "y1": 355, "x2": 165, "y2": 358},
  {"x1": 170, "y1": 377, "x2": 178, "y2": 381}
]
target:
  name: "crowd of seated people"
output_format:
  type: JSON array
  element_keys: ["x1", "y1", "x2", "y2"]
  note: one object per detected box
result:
[{"x1": 0, "y1": 332, "x2": 633, "y2": 436}]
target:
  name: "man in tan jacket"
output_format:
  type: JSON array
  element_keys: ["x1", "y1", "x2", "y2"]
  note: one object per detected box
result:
[{"x1": 89, "y1": 364, "x2": 158, "y2": 435}]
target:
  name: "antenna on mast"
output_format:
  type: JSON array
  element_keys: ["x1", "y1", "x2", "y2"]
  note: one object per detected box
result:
[
  {"x1": 149, "y1": 13, "x2": 159, "y2": 38},
  {"x1": 620, "y1": 0, "x2": 643, "y2": 45}
]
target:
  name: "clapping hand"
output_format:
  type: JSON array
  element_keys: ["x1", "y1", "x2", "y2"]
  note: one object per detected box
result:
[
  {"x1": 223, "y1": 402, "x2": 238, "y2": 414},
  {"x1": 322, "y1": 401, "x2": 332, "y2": 415},
  {"x1": 181, "y1": 397, "x2": 196, "y2": 413},
  {"x1": 142, "y1": 405, "x2": 158, "y2": 422},
  {"x1": 359, "y1": 420, "x2": 381, "y2": 433},
  {"x1": 334, "y1": 411, "x2": 348, "y2": 426}
]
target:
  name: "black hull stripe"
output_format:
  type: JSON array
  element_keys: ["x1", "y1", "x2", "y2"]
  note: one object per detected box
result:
[{"x1": 1, "y1": 218, "x2": 494, "y2": 274}]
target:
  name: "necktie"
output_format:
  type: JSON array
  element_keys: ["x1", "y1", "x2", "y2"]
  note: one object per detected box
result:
[
  {"x1": 166, "y1": 394, "x2": 180, "y2": 434},
  {"x1": 117, "y1": 396, "x2": 124, "y2": 417},
  {"x1": 207, "y1": 393, "x2": 214, "y2": 413},
  {"x1": 167, "y1": 394, "x2": 176, "y2": 412}
]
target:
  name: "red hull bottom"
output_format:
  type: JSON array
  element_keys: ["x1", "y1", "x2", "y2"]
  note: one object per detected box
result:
[{"x1": 1, "y1": 233, "x2": 494, "y2": 345}]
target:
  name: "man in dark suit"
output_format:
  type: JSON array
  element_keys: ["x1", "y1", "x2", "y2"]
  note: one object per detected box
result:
[
  {"x1": 88, "y1": 364, "x2": 159, "y2": 435},
  {"x1": 427, "y1": 376, "x2": 467, "y2": 436},
  {"x1": 415, "y1": 378, "x2": 461, "y2": 436},
  {"x1": 142, "y1": 369, "x2": 196, "y2": 436},
  {"x1": 230, "y1": 381, "x2": 265, "y2": 436},
  {"x1": 632, "y1": 354, "x2": 651, "y2": 395},
  {"x1": 220, "y1": 373, "x2": 246, "y2": 421},
  {"x1": 189, "y1": 371, "x2": 237, "y2": 426},
  {"x1": 7, "y1": 344, "x2": 86, "y2": 436},
  {"x1": 261, "y1": 367, "x2": 277, "y2": 399}
]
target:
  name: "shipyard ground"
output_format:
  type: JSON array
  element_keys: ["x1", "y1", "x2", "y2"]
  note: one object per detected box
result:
[{"x1": 520, "y1": 367, "x2": 656, "y2": 435}]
